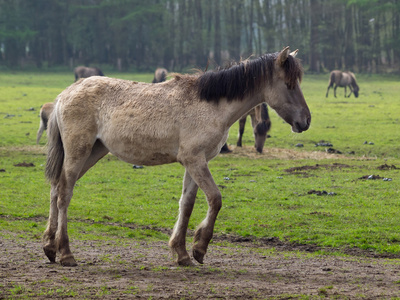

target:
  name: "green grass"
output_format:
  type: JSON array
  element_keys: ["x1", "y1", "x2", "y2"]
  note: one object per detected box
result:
[
  {"x1": 227, "y1": 73, "x2": 400, "y2": 159},
  {"x1": 1, "y1": 71, "x2": 400, "y2": 256}
]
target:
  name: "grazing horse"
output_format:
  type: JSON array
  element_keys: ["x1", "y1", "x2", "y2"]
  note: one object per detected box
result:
[
  {"x1": 74, "y1": 66, "x2": 104, "y2": 82},
  {"x1": 36, "y1": 102, "x2": 54, "y2": 144},
  {"x1": 326, "y1": 70, "x2": 359, "y2": 98},
  {"x1": 43, "y1": 47, "x2": 311, "y2": 267},
  {"x1": 220, "y1": 101, "x2": 271, "y2": 154},
  {"x1": 152, "y1": 68, "x2": 168, "y2": 83},
  {"x1": 237, "y1": 102, "x2": 271, "y2": 153}
]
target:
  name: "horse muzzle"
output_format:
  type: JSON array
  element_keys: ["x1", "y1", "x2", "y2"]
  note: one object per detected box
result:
[{"x1": 292, "y1": 116, "x2": 311, "y2": 133}]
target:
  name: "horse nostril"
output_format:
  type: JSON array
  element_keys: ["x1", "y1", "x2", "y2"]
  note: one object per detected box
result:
[{"x1": 306, "y1": 117, "x2": 311, "y2": 127}]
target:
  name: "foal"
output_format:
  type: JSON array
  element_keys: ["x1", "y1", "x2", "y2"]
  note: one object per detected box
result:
[{"x1": 43, "y1": 47, "x2": 311, "y2": 267}]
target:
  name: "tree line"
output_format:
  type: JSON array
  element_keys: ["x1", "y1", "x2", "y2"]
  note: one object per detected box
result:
[{"x1": 0, "y1": 0, "x2": 399, "y2": 73}]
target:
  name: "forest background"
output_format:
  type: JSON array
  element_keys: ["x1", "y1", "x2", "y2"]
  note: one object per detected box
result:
[{"x1": 0, "y1": 0, "x2": 399, "y2": 74}]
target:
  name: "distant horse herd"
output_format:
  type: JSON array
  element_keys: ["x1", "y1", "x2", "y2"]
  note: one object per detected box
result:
[{"x1": 36, "y1": 51, "x2": 362, "y2": 267}]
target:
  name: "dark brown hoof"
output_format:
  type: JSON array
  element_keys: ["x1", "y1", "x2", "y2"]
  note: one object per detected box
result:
[
  {"x1": 193, "y1": 249, "x2": 205, "y2": 264},
  {"x1": 43, "y1": 246, "x2": 56, "y2": 263},
  {"x1": 220, "y1": 144, "x2": 232, "y2": 154},
  {"x1": 177, "y1": 257, "x2": 194, "y2": 267},
  {"x1": 60, "y1": 255, "x2": 77, "y2": 267}
]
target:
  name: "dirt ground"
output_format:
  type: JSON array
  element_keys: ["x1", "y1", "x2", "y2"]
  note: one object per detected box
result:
[
  {"x1": 2, "y1": 146, "x2": 400, "y2": 299},
  {"x1": 1, "y1": 233, "x2": 400, "y2": 299}
]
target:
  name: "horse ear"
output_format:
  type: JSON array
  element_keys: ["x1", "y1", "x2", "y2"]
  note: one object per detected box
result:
[
  {"x1": 277, "y1": 46, "x2": 290, "y2": 66},
  {"x1": 290, "y1": 49, "x2": 299, "y2": 57}
]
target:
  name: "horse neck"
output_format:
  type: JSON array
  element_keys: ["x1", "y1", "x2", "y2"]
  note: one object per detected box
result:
[
  {"x1": 218, "y1": 92, "x2": 265, "y2": 128},
  {"x1": 351, "y1": 77, "x2": 358, "y2": 88}
]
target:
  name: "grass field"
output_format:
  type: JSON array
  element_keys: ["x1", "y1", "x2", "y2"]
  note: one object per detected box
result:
[{"x1": 1, "y1": 70, "x2": 400, "y2": 256}]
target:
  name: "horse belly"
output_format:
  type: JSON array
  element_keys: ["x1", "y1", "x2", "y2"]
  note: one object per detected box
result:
[{"x1": 99, "y1": 133, "x2": 179, "y2": 166}]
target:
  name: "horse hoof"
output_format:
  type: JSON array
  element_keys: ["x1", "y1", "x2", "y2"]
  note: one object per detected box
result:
[
  {"x1": 60, "y1": 255, "x2": 77, "y2": 267},
  {"x1": 193, "y1": 249, "x2": 205, "y2": 264},
  {"x1": 178, "y1": 257, "x2": 194, "y2": 267},
  {"x1": 43, "y1": 246, "x2": 56, "y2": 263}
]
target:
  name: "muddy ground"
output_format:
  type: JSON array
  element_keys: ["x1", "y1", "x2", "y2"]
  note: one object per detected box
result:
[
  {"x1": 1, "y1": 233, "x2": 400, "y2": 299},
  {"x1": 2, "y1": 146, "x2": 400, "y2": 299}
]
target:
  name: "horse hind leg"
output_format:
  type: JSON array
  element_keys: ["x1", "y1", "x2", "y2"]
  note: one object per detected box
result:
[
  {"x1": 58, "y1": 140, "x2": 109, "y2": 267},
  {"x1": 169, "y1": 170, "x2": 199, "y2": 266},
  {"x1": 44, "y1": 136, "x2": 104, "y2": 266},
  {"x1": 333, "y1": 85, "x2": 338, "y2": 98},
  {"x1": 43, "y1": 165, "x2": 81, "y2": 267},
  {"x1": 43, "y1": 184, "x2": 59, "y2": 263}
]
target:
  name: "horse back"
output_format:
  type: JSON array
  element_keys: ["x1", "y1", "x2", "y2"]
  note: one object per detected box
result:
[
  {"x1": 54, "y1": 76, "x2": 227, "y2": 165},
  {"x1": 329, "y1": 70, "x2": 343, "y2": 85}
]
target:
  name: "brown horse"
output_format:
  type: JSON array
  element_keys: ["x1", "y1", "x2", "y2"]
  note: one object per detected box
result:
[
  {"x1": 36, "y1": 102, "x2": 54, "y2": 144},
  {"x1": 326, "y1": 70, "x2": 359, "y2": 98},
  {"x1": 74, "y1": 66, "x2": 104, "y2": 82},
  {"x1": 152, "y1": 68, "x2": 168, "y2": 83},
  {"x1": 43, "y1": 47, "x2": 311, "y2": 267},
  {"x1": 220, "y1": 100, "x2": 271, "y2": 154},
  {"x1": 237, "y1": 102, "x2": 271, "y2": 153}
]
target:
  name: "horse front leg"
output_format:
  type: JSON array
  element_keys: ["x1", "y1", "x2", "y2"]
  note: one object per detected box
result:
[
  {"x1": 185, "y1": 161, "x2": 222, "y2": 264},
  {"x1": 169, "y1": 170, "x2": 199, "y2": 266},
  {"x1": 43, "y1": 184, "x2": 59, "y2": 263},
  {"x1": 347, "y1": 86, "x2": 353, "y2": 97},
  {"x1": 236, "y1": 116, "x2": 247, "y2": 147}
]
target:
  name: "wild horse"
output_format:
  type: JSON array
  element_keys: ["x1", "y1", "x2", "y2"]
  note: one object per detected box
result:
[
  {"x1": 220, "y1": 100, "x2": 271, "y2": 154},
  {"x1": 237, "y1": 101, "x2": 271, "y2": 153},
  {"x1": 152, "y1": 68, "x2": 168, "y2": 83},
  {"x1": 74, "y1": 66, "x2": 104, "y2": 82},
  {"x1": 43, "y1": 47, "x2": 311, "y2": 267},
  {"x1": 326, "y1": 70, "x2": 359, "y2": 98},
  {"x1": 36, "y1": 102, "x2": 54, "y2": 144}
]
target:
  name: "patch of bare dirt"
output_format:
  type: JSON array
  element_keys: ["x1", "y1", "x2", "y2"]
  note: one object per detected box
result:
[
  {"x1": 224, "y1": 145, "x2": 349, "y2": 160},
  {"x1": 377, "y1": 164, "x2": 398, "y2": 170},
  {"x1": 1, "y1": 236, "x2": 400, "y2": 299},
  {"x1": 13, "y1": 162, "x2": 35, "y2": 167},
  {"x1": 283, "y1": 163, "x2": 352, "y2": 173}
]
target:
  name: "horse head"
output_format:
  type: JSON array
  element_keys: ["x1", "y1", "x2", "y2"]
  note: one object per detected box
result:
[
  {"x1": 266, "y1": 47, "x2": 311, "y2": 133},
  {"x1": 349, "y1": 73, "x2": 359, "y2": 97}
]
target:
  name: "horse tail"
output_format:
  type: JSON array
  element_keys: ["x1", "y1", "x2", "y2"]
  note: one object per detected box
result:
[
  {"x1": 328, "y1": 72, "x2": 335, "y2": 87},
  {"x1": 45, "y1": 110, "x2": 64, "y2": 184}
]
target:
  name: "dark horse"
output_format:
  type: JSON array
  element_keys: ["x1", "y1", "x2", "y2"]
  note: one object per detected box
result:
[
  {"x1": 326, "y1": 70, "x2": 359, "y2": 98},
  {"x1": 43, "y1": 47, "x2": 310, "y2": 267},
  {"x1": 220, "y1": 101, "x2": 271, "y2": 154},
  {"x1": 237, "y1": 102, "x2": 271, "y2": 153},
  {"x1": 74, "y1": 66, "x2": 104, "y2": 82},
  {"x1": 152, "y1": 68, "x2": 168, "y2": 83}
]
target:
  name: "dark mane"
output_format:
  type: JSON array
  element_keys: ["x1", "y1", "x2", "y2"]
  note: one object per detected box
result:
[{"x1": 197, "y1": 53, "x2": 302, "y2": 103}]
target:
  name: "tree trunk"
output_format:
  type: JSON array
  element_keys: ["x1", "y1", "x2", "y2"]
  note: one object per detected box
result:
[{"x1": 309, "y1": 0, "x2": 320, "y2": 73}]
